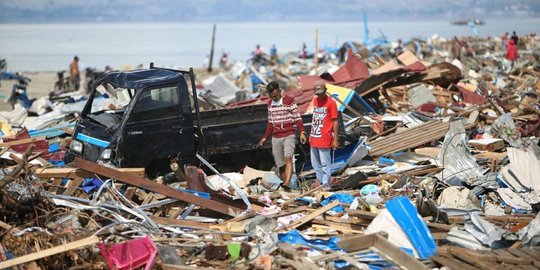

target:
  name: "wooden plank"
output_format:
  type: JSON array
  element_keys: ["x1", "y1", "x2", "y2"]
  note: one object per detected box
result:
[
  {"x1": 48, "y1": 178, "x2": 63, "y2": 194},
  {"x1": 151, "y1": 216, "x2": 211, "y2": 229},
  {"x1": 262, "y1": 206, "x2": 309, "y2": 219},
  {"x1": 448, "y1": 247, "x2": 495, "y2": 270},
  {"x1": 431, "y1": 254, "x2": 477, "y2": 270},
  {"x1": 281, "y1": 186, "x2": 323, "y2": 208},
  {"x1": 347, "y1": 209, "x2": 377, "y2": 220},
  {"x1": 311, "y1": 222, "x2": 364, "y2": 234},
  {"x1": 124, "y1": 187, "x2": 137, "y2": 200},
  {"x1": 339, "y1": 233, "x2": 428, "y2": 270},
  {"x1": 62, "y1": 178, "x2": 83, "y2": 196},
  {"x1": 448, "y1": 215, "x2": 535, "y2": 224},
  {"x1": 0, "y1": 137, "x2": 47, "y2": 147},
  {"x1": 373, "y1": 54, "x2": 386, "y2": 65},
  {"x1": 324, "y1": 216, "x2": 367, "y2": 225},
  {"x1": 34, "y1": 167, "x2": 145, "y2": 179},
  {"x1": 426, "y1": 222, "x2": 453, "y2": 232},
  {"x1": 74, "y1": 158, "x2": 243, "y2": 216},
  {"x1": 468, "y1": 139, "x2": 505, "y2": 152},
  {"x1": 397, "y1": 50, "x2": 420, "y2": 66},
  {"x1": 519, "y1": 248, "x2": 540, "y2": 262},
  {"x1": 0, "y1": 235, "x2": 99, "y2": 269},
  {"x1": 0, "y1": 220, "x2": 20, "y2": 232},
  {"x1": 278, "y1": 243, "x2": 321, "y2": 270},
  {"x1": 372, "y1": 233, "x2": 428, "y2": 270},
  {"x1": 0, "y1": 146, "x2": 11, "y2": 156},
  {"x1": 284, "y1": 200, "x2": 340, "y2": 230},
  {"x1": 507, "y1": 249, "x2": 539, "y2": 265}
]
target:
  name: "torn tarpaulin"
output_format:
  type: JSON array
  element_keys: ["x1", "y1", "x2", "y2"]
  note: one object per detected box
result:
[
  {"x1": 82, "y1": 177, "x2": 103, "y2": 193},
  {"x1": 278, "y1": 229, "x2": 342, "y2": 251},
  {"x1": 320, "y1": 193, "x2": 355, "y2": 213}
]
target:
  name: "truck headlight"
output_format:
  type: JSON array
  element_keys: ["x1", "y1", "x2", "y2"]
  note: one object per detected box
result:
[
  {"x1": 70, "y1": 140, "x2": 83, "y2": 154},
  {"x1": 101, "y1": 149, "x2": 112, "y2": 160}
]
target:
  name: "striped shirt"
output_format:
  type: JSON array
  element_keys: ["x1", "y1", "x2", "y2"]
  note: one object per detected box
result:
[{"x1": 263, "y1": 96, "x2": 305, "y2": 139}]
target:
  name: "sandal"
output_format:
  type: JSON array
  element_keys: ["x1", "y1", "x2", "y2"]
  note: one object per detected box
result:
[{"x1": 280, "y1": 184, "x2": 291, "y2": 192}]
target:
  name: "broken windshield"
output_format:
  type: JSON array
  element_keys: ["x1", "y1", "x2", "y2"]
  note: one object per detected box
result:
[{"x1": 88, "y1": 83, "x2": 134, "y2": 114}]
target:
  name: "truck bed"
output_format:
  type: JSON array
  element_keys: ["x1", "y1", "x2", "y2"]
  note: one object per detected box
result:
[{"x1": 196, "y1": 104, "x2": 312, "y2": 155}]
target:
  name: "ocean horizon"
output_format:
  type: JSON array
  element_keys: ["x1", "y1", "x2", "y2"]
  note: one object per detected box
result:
[{"x1": 1, "y1": 18, "x2": 539, "y2": 72}]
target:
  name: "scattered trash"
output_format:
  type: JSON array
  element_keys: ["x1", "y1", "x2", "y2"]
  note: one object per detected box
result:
[{"x1": 1, "y1": 32, "x2": 540, "y2": 269}]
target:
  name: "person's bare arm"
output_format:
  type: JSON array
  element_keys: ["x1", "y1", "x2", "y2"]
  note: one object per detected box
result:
[{"x1": 332, "y1": 119, "x2": 339, "y2": 149}]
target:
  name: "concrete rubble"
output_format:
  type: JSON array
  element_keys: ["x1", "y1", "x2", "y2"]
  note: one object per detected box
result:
[{"x1": 0, "y1": 33, "x2": 540, "y2": 269}]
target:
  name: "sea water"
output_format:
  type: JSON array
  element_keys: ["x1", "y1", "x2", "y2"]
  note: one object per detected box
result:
[{"x1": 0, "y1": 18, "x2": 538, "y2": 72}]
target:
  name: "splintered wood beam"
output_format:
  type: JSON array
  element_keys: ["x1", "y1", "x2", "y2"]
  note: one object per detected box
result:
[
  {"x1": 281, "y1": 186, "x2": 323, "y2": 208},
  {"x1": 338, "y1": 233, "x2": 428, "y2": 270},
  {"x1": 0, "y1": 136, "x2": 47, "y2": 147},
  {"x1": 34, "y1": 167, "x2": 145, "y2": 179},
  {"x1": 74, "y1": 158, "x2": 243, "y2": 216},
  {"x1": 284, "y1": 200, "x2": 340, "y2": 230},
  {"x1": 0, "y1": 235, "x2": 99, "y2": 269}
]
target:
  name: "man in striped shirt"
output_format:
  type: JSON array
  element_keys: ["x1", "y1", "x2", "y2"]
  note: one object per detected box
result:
[{"x1": 258, "y1": 81, "x2": 307, "y2": 190}]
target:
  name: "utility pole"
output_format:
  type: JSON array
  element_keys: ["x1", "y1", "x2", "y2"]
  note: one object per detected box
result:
[{"x1": 208, "y1": 24, "x2": 216, "y2": 72}]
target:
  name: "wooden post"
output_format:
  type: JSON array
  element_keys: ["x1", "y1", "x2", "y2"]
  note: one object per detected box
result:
[
  {"x1": 0, "y1": 236, "x2": 99, "y2": 269},
  {"x1": 208, "y1": 23, "x2": 216, "y2": 72},
  {"x1": 314, "y1": 28, "x2": 319, "y2": 71}
]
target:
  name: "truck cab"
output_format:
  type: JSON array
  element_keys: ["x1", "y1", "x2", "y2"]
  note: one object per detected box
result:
[
  {"x1": 69, "y1": 65, "x2": 346, "y2": 177},
  {"x1": 68, "y1": 67, "x2": 198, "y2": 175}
]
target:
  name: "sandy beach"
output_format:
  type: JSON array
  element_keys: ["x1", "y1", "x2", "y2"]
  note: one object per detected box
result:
[{"x1": 0, "y1": 67, "x2": 219, "y2": 112}]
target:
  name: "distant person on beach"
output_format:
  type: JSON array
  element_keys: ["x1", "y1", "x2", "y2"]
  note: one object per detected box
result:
[
  {"x1": 511, "y1": 31, "x2": 519, "y2": 46},
  {"x1": 394, "y1": 39, "x2": 404, "y2": 58},
  {"x1": 219, "y1": 51, "x2": 228, "y2": 69},
  {"x1": 203, "y1": 55, "x2": 209, "y2": 69},
  {"x1": 451, "y1": 37, "x2": 464, "y2": 61},
  {"x1": 301, "y1": 42, "x2": 308, "y2": 59},
  {"x1": 270, "y1": 44, "x2": 278, "y2": 63},
  {"x1": 253, "y1": 44, "x2": 263, "y2": 63},
  {"x1": 501, "y1": 32, "x2": 509, "y2": 51},
  {"x1": 258, "y1": 81, "x2": 307, "y2": 191},
  {"x1": 506, "y1": 38, "x2": 519, "y2": 70},
  {"x1": 69, "y1": 56, "x2": 80, "y2": 91}
]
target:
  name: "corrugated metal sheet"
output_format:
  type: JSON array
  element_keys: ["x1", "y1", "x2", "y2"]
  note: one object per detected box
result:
[{"x1": 386, "y1": 196, "x2": 437, "y2": 259}]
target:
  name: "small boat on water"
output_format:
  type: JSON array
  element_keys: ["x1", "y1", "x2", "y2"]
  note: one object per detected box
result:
[{"x1": 451, "y1": 19, "x2": 485, "y2": 25}]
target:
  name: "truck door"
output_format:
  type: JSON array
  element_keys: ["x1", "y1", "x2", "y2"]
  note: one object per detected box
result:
[{"x1": 119, "y1": 83, "x2": 195, "y2": 171}]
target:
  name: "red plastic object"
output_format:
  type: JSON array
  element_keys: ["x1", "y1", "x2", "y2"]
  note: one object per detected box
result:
[{"x1": 98, "y1": 236, "x2": 157, "y2": 270}]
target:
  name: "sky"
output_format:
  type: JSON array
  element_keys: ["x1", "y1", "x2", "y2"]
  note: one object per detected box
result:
[{"x1": 0, "y1": 0, "x2": 538, "y2": 23}]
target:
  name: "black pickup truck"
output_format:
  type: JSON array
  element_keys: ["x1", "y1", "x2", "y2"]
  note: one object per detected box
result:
[{"x1": 68, "y1": 65, "x2": 317, "y2": 176}]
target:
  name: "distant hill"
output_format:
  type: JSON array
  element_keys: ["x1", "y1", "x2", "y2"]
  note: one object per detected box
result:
[{"x1": 0, "y1": 0, "x2": 538, "y2": 23}]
